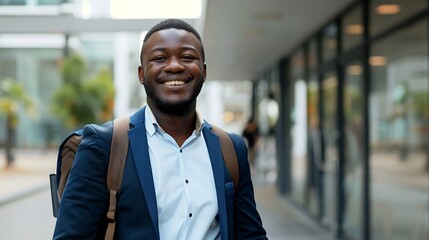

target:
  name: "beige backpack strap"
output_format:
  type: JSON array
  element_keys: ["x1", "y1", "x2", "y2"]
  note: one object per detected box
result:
[
  {"x1": 58, "y1": 135, "x2": 82, "y2": 198},
  {"x1": 105, "y1": 117, "x2": 130, "y2": 240},
  {"x1": 211, "y1": 125, "x2": 240, "y2": 192}
]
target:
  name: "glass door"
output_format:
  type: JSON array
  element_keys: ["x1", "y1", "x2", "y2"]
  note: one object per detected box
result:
[
  {"x1": 342, "y1": 58, "x2": 364, "y2": 239},
  {"x1": 320, "y1": 70, "x2": 339, "y2": 232}
]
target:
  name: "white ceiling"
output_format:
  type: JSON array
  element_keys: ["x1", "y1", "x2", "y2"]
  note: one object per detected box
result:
[
  {"x1": 203, "y1": 0, "x2": 354, "y2": 81},
  {"x1": 0, "y1": 0, "x2": 354, "y2": 82}
]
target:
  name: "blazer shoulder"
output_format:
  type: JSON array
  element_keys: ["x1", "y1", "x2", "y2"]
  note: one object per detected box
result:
[{"x1": 79, "y1": 121, "x2": 114, "y2": 155}]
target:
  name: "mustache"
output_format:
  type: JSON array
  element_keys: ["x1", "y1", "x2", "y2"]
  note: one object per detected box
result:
[{"x1": 157, "y1": 75, "x2": 194, "y2": 83}]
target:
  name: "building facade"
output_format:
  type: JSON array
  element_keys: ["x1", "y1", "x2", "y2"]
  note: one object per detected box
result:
[{"x1": 254, "y1": 0, "x2": 429, "y2": 239}]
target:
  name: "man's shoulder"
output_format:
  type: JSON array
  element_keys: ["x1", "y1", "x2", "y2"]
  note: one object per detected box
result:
[
  {"x1": 203, "y1": 122, "x2": 247, "y2": 154},
  {"x1": 82, "y1": 121, "x2": 114, "y2": 137},
  {"x1": 78, "y1": 121, "x2": 114, "y2": 152}
]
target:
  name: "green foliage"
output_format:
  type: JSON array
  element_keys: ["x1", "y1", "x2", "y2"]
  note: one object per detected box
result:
[
  {"x1": 62, "y1": 53, "x2": 86, "y2": 85},
  {"x1": 51, "y1": 54, "x2": 115, "y2": 129},
  {"x1": 0, "y1": 77, "x2": 35, "y2": 127},
  {"x1": 411, "y1": 92, "x2": 428, "y2": 121}
]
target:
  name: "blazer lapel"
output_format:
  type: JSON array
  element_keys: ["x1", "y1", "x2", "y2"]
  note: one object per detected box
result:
[
  {"x1": 203, "y1": 124, "x2": 228, "y2": 240},
  {"x1": 128, "y1": 107, "x2": 160, "y2": 239}
]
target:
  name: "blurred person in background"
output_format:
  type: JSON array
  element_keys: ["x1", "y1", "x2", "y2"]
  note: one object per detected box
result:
[
  {"x1": 53, "y1": 18, "x2": 267, "y2": 240},
  {"x1": 242, "y1": 117, "x2": 259, "y2": 166}
]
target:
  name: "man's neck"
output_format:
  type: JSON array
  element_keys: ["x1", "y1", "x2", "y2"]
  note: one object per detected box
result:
[{"x1": 149, "y1": 104, "x2": 197, "y2": 147}]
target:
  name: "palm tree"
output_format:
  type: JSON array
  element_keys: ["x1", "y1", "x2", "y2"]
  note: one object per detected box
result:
[
  {"x1": 51, "y1": 53, "x2": 115, "y2": 130},
  {"x1": 0, "y1": 77, "x2": 34, "y2": 167}
]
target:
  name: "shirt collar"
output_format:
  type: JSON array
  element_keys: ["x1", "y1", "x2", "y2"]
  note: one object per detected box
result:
[
  {"x1": 145, "y1": 105, "x2": 205, "y2": 136},
  {"x1": 195, "y1": 111, "x2": 204, "y2": 136}
]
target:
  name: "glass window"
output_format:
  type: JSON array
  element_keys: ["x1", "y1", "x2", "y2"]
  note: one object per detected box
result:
[
  {"x1": 322, "y1": 23, "x2": 338, "y2": 62},
  {"x1": 256, "y1": 68, "x2": 280, "y2": 185},
  {"x1": 289, "y1": 48, "x2": 308, "y2": 206},
  {"x1": 306, "y1": 70, "x2": 320, "y2": 217},
  {"x1": 255, "y1": 74, "x2": 270, "y2": 135},
  {"x1": 0, "y1": 0, "x2": 62, "y2": 5},
  {"x1": 308, "y1": 38, "x2": 318, "y2": 71},
  {"x1": 290, "y1": 49, "x2": 305, "y2": 77},
  {"x1": 0, "y1": 59, "x2": 17, "y2": 80},
  {"x1": 343, "y1": 59, "x2": 364, "y2": 239},
  {"x1": 0, "y1": 0, "x2": 25, "y2": 5},
  {"x1": 38, "y1": 0, "x2": 62, "y2": 5},
  {"x1": 321, "y1": 70, "x2": 338, "y2": 230},
  {"x1": 342, "y1": 4, "x2": 363, "y2": 52},
  {"x1": 268, "y1": 65, "x2": 281, "y2": 105},
  {"x1": 370, "y1": 20, "x2": 429, "y2": 239},
  {"x1": 370, "y1": 0, "x2": 427, "y2": 36},
  {"x1": 290, "y1": 72, "x2": 308, "y2": 206},
  {"x1": 0, "y1": 59, "x2": 17, "y2": 144}
]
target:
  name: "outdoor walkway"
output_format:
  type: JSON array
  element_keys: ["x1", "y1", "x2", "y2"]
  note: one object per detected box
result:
[{"x1": 0, "y1": 148, "x2": 333, "y2": 240}]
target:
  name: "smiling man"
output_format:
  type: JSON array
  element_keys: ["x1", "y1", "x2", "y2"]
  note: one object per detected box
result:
[{"x1": 53, "y1": 19, "x2": 267, "y2": 240}]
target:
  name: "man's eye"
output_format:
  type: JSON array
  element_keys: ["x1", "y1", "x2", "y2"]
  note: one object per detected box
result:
[
  {"x1": 182, "y1": 55, "x2": 197, "y2": 61},
  {"x1": 153, "y1": 56, "x2": 167, "y2": 62}
]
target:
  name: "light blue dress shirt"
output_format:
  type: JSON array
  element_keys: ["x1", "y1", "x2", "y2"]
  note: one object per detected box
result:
[{"x1": 145, "y1": 106, "x2": 220, "y2": 240}]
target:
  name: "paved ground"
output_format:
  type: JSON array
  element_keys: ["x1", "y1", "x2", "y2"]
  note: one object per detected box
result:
[
  {"x1": 0, "y1": 149, "x2": 55, "y2": 207},
  {"x1": 0, "y1": 148, "x2": 332, "y2": 239}
]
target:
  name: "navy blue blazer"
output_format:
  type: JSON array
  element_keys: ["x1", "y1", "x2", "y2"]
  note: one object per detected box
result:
[{"x1": 53, "y1": 107, "x2": 267, "y2": 240}]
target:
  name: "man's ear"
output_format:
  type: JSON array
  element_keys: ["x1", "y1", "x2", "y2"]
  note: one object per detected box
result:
[
  {"x1": 138, "y1": 66, "x2": 144, "y2": 85},
  {"x1": 203, "y1": 63, "x2": 207, "y2": 82}
]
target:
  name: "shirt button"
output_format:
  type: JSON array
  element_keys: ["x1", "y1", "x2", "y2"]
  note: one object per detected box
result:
[
  {"x1": 185, "y1": 179, "x2": 189, "y2": 184},
  {"x1": 189, "y1": 213, "x2": 192, "y2": 217},
  {"x1": 180, "y1": 149, "x2": 183, "y2": 153}
]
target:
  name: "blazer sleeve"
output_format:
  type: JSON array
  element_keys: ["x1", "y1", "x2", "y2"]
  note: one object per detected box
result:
[
  {"x1": 229, "y1": 133, "x2": 268, "y2": 240},
  {"x1": 53, "y1": 123, "x2": 112, "y2": 240}
]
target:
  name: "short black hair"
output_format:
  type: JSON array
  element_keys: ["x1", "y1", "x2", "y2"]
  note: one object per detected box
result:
[
  {"x1": 140, "y1": 18, "x2": 205, "y2": 64},
  {"x1": 144, "y1": 18, "x2": 202, "y2": 43}
]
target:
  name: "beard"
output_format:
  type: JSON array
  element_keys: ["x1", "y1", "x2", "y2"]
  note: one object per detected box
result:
[{"x1": 143, "y1": 80, "x2": 204, "y2": 116}]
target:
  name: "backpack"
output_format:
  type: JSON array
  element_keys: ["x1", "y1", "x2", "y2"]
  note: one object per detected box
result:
[{"x1": 49, "y1": 117, "x2": 240, "y2": 240}]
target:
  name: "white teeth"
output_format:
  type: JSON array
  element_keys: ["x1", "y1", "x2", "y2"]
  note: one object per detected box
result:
[{"x1": 164, "y1": 81, "x2": 185, "y2": 86}]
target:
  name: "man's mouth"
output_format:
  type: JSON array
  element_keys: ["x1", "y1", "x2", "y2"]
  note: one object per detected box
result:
[{"x1": 164, "y1": 80, "x2": 185, "y2": 86}]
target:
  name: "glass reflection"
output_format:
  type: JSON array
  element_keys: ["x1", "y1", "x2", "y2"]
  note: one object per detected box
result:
[
  {"x1": 321, "y1": 71, "x2": 338, "y2": 230},
  {"x1": 343, "y1": 60, "x2": 364, "y2": 239},
  {"x1": 306, "y1": 71, "x2": 321, "y2": 217},
  {"x1": 370, "y1": 0, "x2": 427, "y2": 36},
  {"x1": 290, "y1": 49, "x2": 308, "y2": 206},
  {"x1": 342, "y1": 4, "x2": 363, "y2": 51},
  {"x1": 370, "y1": 20, "x2": 429, "y2": 239},
  {"x1": 322, "y1": 23, "x2": 338, "y2": 62}
]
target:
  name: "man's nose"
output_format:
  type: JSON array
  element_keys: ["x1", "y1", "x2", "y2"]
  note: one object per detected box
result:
[{"x1": 165, "y1": 57, "x2": 185, "y2": 72}]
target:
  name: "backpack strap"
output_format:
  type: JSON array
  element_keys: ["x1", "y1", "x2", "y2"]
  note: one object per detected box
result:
[
  {"x1": 211, "y1": 125, "x2": 240, "y2": 192},
  {"x1": 105, "y1": 117, "x2": 130, "y2": 240},
  {"x1": 58, "y1": 134, "x2": 82, "y2": 198}
]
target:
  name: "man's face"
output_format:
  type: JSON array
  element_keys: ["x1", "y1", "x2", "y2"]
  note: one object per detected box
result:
[{"x1": 139, "y1": 28, "x2": 206, "y2": 115}]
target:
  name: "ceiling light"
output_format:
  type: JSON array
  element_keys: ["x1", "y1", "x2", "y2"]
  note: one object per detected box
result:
[
  {"x1": 347, "y1": 65, "x2": 362, "y2": 75},
  {"x1": 346, "y1": 24, "x2": 363, "y2": 35},
  {"x1": 322, "y1": 77, "x2": 338, "y2": 89},
  {"x1": 370, "y1": 56, "x2": 387, "y2": 66},
  {"x1": 376, "y1": 4, "x2": 401, "y2": 15}
]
